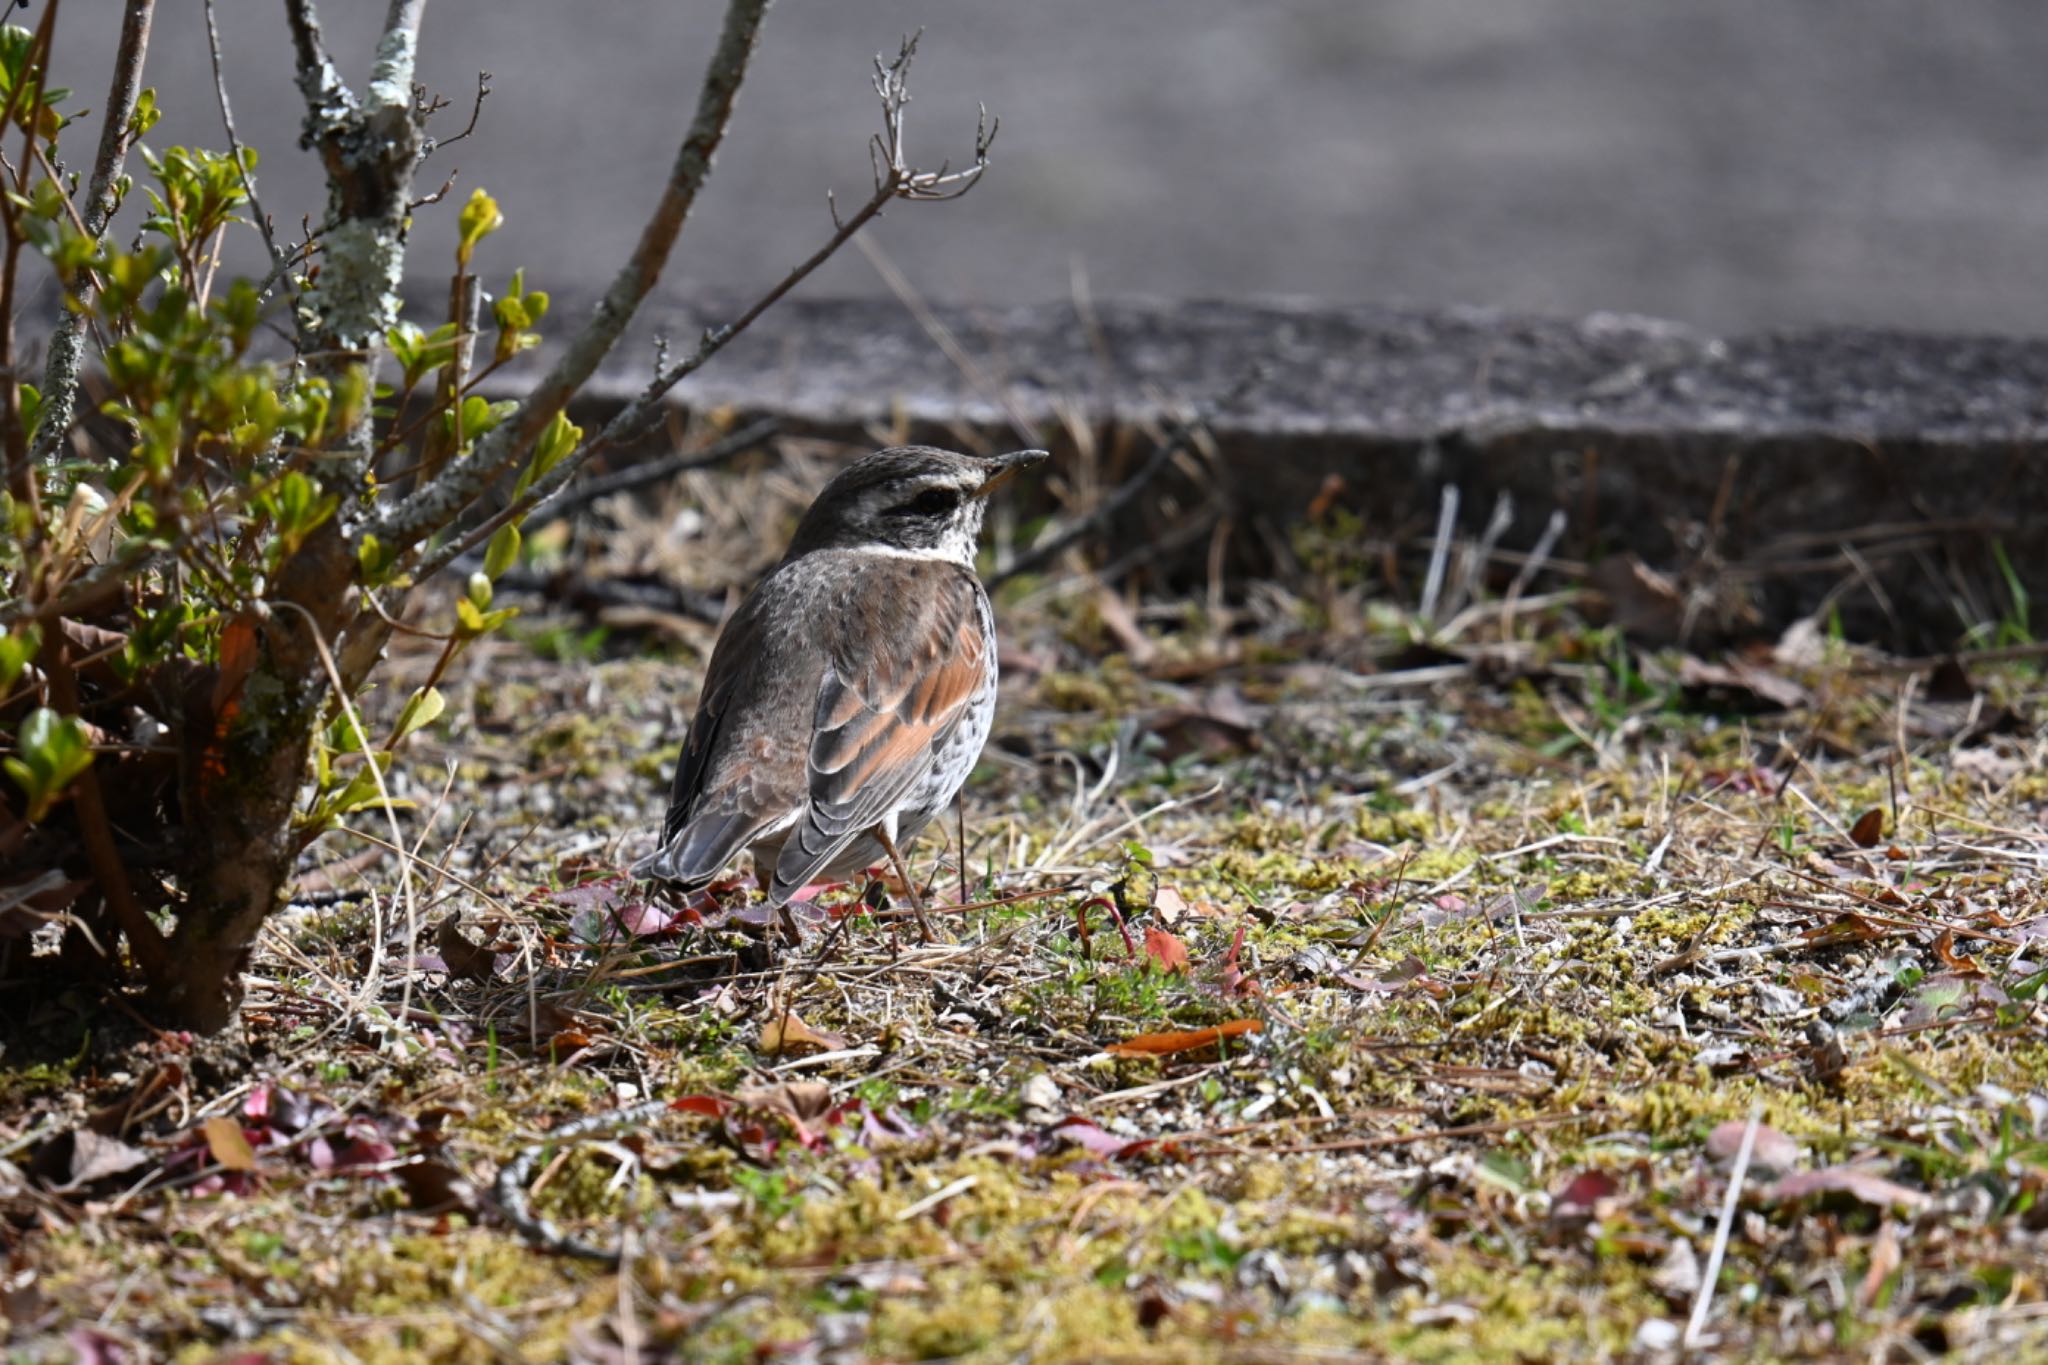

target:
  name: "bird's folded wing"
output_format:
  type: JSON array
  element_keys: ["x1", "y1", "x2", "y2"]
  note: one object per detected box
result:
[
  {"x1": 641, "y1": 591, "x2": 797, "y2": 883},
  {"x1": 769, "y1": 577, "x2": 987, "y2": 899}
]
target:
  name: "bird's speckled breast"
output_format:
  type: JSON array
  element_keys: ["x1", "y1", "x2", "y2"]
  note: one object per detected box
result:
[{"x1": 896, "y1": 583, "x2": 1000, "y2": 839}]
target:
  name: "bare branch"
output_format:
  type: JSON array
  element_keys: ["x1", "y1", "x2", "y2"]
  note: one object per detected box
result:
[
  {"x1": 28, "y1": 0, "x2": 155, "y2": 468},
  {"x1": 366, "y1": 0, "x2": 428, "y2": 113},
  {"x1": 285, "y1": 0, "x2": 431, "y2": 467},
  {"x1": 282, "y1": 0, "x2": 355, "y2": 128},
  {"x1": 365, "y1": 0, "x2": 775, "y2": 554},
  {"x1": 420, "y1": 71, "x2": 490, "y2": 160},
  {"x1": 203, "y1": 0, "x2": 281, "y2": 274}
]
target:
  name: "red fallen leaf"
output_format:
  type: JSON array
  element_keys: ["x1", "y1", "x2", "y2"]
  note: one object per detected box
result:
[
  {"x1": 1143, "y1": 926, "x2": 1189, "y2": 974},
  {"x1": 1106, "y1": 1019, "x2": 1262, "y2": 1057},
  {"x1": 201, "y1": 1116, "x2": 258, "y2": 1173},
  {"x1": 1705, "y1": 1119, "x2": 1802, "y2": 1175},
  {"x1": 1552, "y1": 1169, "x2": 1621, "y2": 1217},
  {"x1": 1218, "y1": 922, "x2": 1260, "y2": 998},
  {"x1": 1048, "y1": 1116, "x2": 1155, "y2": 1160},
  {"x1": 669, "y1": 1094, "x2": 733, "y2": 1118},
  {"x1": 610, "y1": 900, "x2": 682, "y2": 937},
  {"x1": 1848, "y1": 809, "x2": 1885, "y2": 848},
  {"x1": 1764, "y1": 1165, "x2": 1929, "y2": 1211}
]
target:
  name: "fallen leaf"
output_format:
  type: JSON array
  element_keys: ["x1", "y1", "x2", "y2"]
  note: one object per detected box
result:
[
  {"x1": 1651, "y1": 1239, "x2": 1701, "y2": 1301},
  {"x1": 734, "y1": 1081, "x2": 836, "y2": 1128},
  {"x1": 1106, "y1": 1019, "x2": 1262, "y2": 1057},
  {"x1": 1706, "y1": 1119, "x2": 1802, "y2": 1175},
  {"x1": 392, "y1": 1157, "x2": 472, "y2": 1211},
  {"x1": 1047, "y1": 1116, "x2": 1154, "y2": 1160},
  {"x1": 1764, "y1": 1165, "x2": 1929, "y2": 1211},
  {"x1": 435, "y1": 914, "x2": 502, "y2": 983},
  {"x1": 1801, "y1": 913, "x2": 1890, "y2": 946},
  {"x1": 1153, "y1": 886, "x2": 1189, "y2": 926},
  {"x1": 1552, "y1": 1169, "x2": 1621, "y2": 1218},
  {"x1": 1143, "y1": 926, "x2": 1189, "y2": 974},
  {"x1": 1217, "y1": 921, "x2": 1260, "y2": 998},
  {"x1": 759, "y1": 1011, "x2": 847, "y2": 1058},
  {"x1": 201, "y1": 1116, "x2": 257, "y2": 1173},
  {"x1": 46, "y1": 1129, "x2": 152, "y2": 1191},
  {"x1": 1848, "y1": 808, "x2": 1885, "y2": 848},
  {"x1": 1678, "y1": 655, "x2": 1811, "y2": 711},
  {"x1": 1858, "y1": 1219, "x2": 1901, "y2": 1308},
  {"x1": 1932, "y1": 931, "x2": 1984, "y2": 975}
]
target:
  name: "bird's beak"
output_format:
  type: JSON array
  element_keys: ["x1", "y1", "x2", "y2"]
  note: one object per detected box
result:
[{"x1": 973, "y1": 448, "x2": 1049, "y2": 499}]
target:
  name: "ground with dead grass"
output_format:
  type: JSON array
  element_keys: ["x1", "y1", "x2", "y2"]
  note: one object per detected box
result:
[{"x1": 3, "y1": 442, "x2": 2046, "y2": 1362}]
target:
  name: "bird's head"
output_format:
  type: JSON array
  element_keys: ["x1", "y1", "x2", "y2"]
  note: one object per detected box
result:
[{"x1": 784, "y1": 445, "x2": 1048, "y2": 566}]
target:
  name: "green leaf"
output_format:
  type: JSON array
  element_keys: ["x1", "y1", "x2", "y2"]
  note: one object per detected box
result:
[
  {"x1": 357, "y1": 532, "x2": 396, "y2": 586},
  {"x1": 455, "y1": 188, "x2": 503, "y2": 268},
  {"x1": 0, "y1": 625, "x2": 40, "y2": 690},
  {"x1": 392, "y1": 686, "x2": 446, "y2": 742},
  {"x1": 512, "y1": 410, "x2": 584, "y2": 499},
  {"x1": 482, "y1": 522, "x2": 521, "y2": 581},
  {"x1": 6, "y1": 706, "x2": 95, "y2": 822},
  {"x1": 126, "y1": 86, "x2": 159, "y2": 139},
  {"x1": 456, "y1": 596, "x2": 520, "y2": 637}
]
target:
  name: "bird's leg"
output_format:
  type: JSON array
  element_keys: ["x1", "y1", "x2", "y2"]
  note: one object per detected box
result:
[
  {"x1": 775, "y1": 904, "x2": 804, "y2": 946},
  {"x1": 955, "y1": 796, "x2": 970, "y2": 909},
  {"x1": 875, "y1": 827, "x2": 936, "y2": 943}
]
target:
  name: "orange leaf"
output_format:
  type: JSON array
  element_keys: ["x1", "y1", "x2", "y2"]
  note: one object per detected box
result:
[
  {"x1": 201, "y1": 1115, "x2": 257, "y2": 1172},
  {"x1": 1106, "y1": 1019, "x2": 1262, "y2": 1057},
  {"x1": 1932, "y1": 930, "x2": 1983, "y2": 975},
  {"x1": 1848, "y1": 809, "x2": 1885, "y2": 848},
  {"x1": 1143, "y1": 926, "x2": 1189, "y2": 974}
]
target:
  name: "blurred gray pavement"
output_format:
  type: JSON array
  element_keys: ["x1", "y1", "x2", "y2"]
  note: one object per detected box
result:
[{"x1": 59, "y1": 0, "x2": 2048, "y2": 334}]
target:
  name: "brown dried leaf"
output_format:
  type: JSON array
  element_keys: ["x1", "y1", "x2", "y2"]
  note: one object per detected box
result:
[
  {"x1": 759, "y1": 1011, "x2": 847, "y2": 1058},
  {"x1": 1705, "y1": 1119, "x2": 1802, "y2": 1175},
  {"x1": 733, "y1": 1081, "x2": 835, "y2": 1127},
  {"x1": 1858, "y1": 1219, "x2": 1902, "y2": 1308},
  {"x1": 201, "y1": 1116, "x2": 257, "y2": 1173},
  {"x1": 1765, "y1": 1165, "x2": 1929, "y2": 1211},
  {"x1": 50, "y1": 1129, "x2": 152, "y2": 1190},
  {"x1": 435, "y1": 913, "x2": 502, "y2": 983},
  {"x1": 1848, "y1": 808, "x2": 1885, "y2": 848}
]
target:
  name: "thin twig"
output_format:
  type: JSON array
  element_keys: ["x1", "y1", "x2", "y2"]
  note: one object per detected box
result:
[
  {"x1": 203, "y1": 0, "x2": 280, "y2": 274},
  {"x1": 29, "y1": 0, "x2": 155, "y2": 468},
  {"x1": 420, "y1": 70, "x2": 490, "y2": 159},
  {"x1": 1685, "y1": 1105, "x2": 1760, "y2": 1350}
]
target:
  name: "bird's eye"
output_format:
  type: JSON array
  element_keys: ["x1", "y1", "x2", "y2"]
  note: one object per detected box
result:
[{"x1": 889, "y1": 487, "x2": 961, "y2": 517}]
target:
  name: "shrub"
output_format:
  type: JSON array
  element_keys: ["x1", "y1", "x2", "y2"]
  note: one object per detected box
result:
[{"x1": 0, "y1": 0, "x2": 993, "y2": 1030}]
